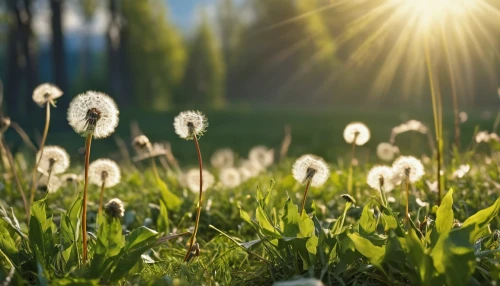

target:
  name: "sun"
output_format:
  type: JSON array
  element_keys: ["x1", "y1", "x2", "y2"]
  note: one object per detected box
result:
[{"x1": 391, "y1": 0, "x2": 479, "y2": 28}]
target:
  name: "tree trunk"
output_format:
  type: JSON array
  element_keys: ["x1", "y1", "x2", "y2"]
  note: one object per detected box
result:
[{"x1": 50, "y1": 0, "x2": 66, "y2": 105}]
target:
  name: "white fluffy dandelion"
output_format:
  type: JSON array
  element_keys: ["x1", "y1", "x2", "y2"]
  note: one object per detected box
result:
[
  {"x1": 475, "y1": 131, "x2": 490, "y2": 143},
  {"x1": 219, "y1": 167, "x2": 241, "y2": 188},
  {"x1": 132, "y1": 135, "x2": 152, "y2": 153},
  {"x1": 104, "y1": 198, "x2": 125, "y2": 218},
  {"x1": 376, "y1": 142, "x2": 399, "y2": 162},
  {"x1": 292, "y1": 154, "x2": 330, "y2": 187},
  {"x1": 32, "y1": 83, "x2": 63, "y2": 107},
  {"x1": 249, "y1": 145, "x2": 274, "y2": 168},
  {"x1": 392, "y1": 156, "x2": 424, "y2": 183},
  {"x1": 61, "y1": 173, "x2": 81, "y2": 185},
  {"x1": 173, "y1": 110, "x2": 208, "y2": 140},
  {"x1": 184, "y1": 168, "x2": 215, "y2": 193},
  {"x1": 88, "y1": 158, "x2": 121, "y2": 188},
  {"x1": 210, "y1": 148, "x2": 234, "y2": 169},
  {"x1": 343, "y1": 122, "x2": 370, "y2": 146},
  {"x1": 238, "y1": 166, "x2": 253, "y2": 182},
  {"x1": 36, "y1": 146, "x2": 70, "y2": 175},
  {"x1": 67, "y1": 91, "x2": 119, "y2": 139},
  {"x1": 240, "y1": 159, "x2": 264, "y2": 177},
  {"x1": 367, "y1": 166, "x2": 395, "y2": 192}
]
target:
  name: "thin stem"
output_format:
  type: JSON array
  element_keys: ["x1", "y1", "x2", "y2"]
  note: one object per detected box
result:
[
  {"x1": 29, "y1": 102, "x2": 51, "y2": 213},
  {"x1": 424, "y1": 37, "x2": 443, "y2": 206},
  {"x1": 46, "y1": 166, "x2": 54, "y2": 194},
  {"x1": 98, "y1": 180, "x2": 106, "y2": 215},
  {"x1": 379, "y1": 187, "x2": 387, "y2": 207},
  {"x1": 82, "y1": 134, "x2": 93, "y2": 263},
  {"x1": 337, "y1": 202, "x2": 352, "y2": 234},
  {"x1": 184, "y1": 134, "x2": 204, "y2": 262},
  {"x1": 151, "y1": 157, "x2": 161, "y2": 183},
  {"x1": 348, "y1": 136, "x2": 357, "y2": 195},
  {"x1": 405, "y1": 175, "x2": 410, "y2": 226},
  {"x1": 1, "y1": 136, "x2": 29, "y2": 219},
  {"x1": 300, "y1": 179, "x2": 312, "y2": 215}
]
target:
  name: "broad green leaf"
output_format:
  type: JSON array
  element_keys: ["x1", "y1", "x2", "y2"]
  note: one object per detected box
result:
[
  {"x1": 108, "y1": 227, "x2": 158, "y2": 282},
  {"x1": 404, "y1": 229, "x2": 433, "y2": 284},
  {"x1": 381, "y1": 212, "x2": 398, "y2": 232},
  {"x1": 298, "y1": 211, "x2": 314, "y2": 238},
  {"x1": 347, "y1": 232, "x2": 385, "y2": 269},
  {"x1": 281, "y1": 198, "x2": 299, "y2": 237},
  {"x1": 430, "y1": 225, "x2": 476, "y2": 286},
  {"x1": 157, "y1": 180, "x2": 181, "y2": 211},
  {"x1": 306, "y1": 235, "x2": 318, "y2": 255},
  {"x1": 435, "y1": 189, "x2": 454, "y2": 235},
  {"x1": 239, "y1": 207, "x2": 253, "y2": 226},
  {"x1": 29, "y1": 200, "x2": 57, "y2": 267},
  {"x1": 359, "y1": 203, "x2": 377, "y2": 235},
  {"x1": 0, "y1": 220, "x2": 18, "y2": 263},
  {"x1": 157, "y1": 200, "x2": 169, "y2": 234},
  {"x1": 256, "y1": 206, "x2": 278, "y2": 237},
  {"x1": 462, "y1": 198, "x2": 500, "y2": 243}
]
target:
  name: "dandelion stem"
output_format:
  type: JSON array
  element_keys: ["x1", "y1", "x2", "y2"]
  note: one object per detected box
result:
[
  {"x1": 82, "y1": 134, "x2": 93, "y2": 263},
  {"x1": 184, "y1": 134, "x2": 203, "y2": 262},
  {"x1": 98, "y1": 180, "x2": 106, "y2": 216},
  {"x1": 1, "y1": 136, "x2": 29, "y2": 219},
  {"x1": 424, "y1": 36, "x2": 443, "y2": 206},
  {"x1": 300, "y1": 179, "x2": 312, "y2": 215},
  {"x1": 29, "y1": 102, "x2": 51, "y2": 213},
  {"x1": 46, "y1": 166, "x2": 54, "y2": 195},
  {"x1": 337, "y1": 202, "x2": 352, "y2": 234},
  {"x1": 348, "y1": 135, "x2": 357, "y2": 195},
  {"x1": 151, "y1": 157, "x2": 161, "y2": 183},
  {"x1": 405, "y1": 175, "x2": 410, "y2": 226}
]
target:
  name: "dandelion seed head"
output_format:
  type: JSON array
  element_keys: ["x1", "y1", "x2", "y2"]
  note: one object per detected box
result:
[
  {"x1": 67, "y1": 91, "x2": 119, "y2": 139},
  {"x1": 240, "y1": 160, "x2": 264, "y2": 177},
  {"x1": 387, "y1": 196, "x2": 396, "y2": 203},
  {"x1": 476, "y1": 131, "x2": 490, "y2": 143},
  {"x1": 132, "y1": 135, "x2": 151, "y2": 152},
  {"x1": 38, "y1": 175, "x2": 61, "y2": 193},
  {"x1": 60, "y1": 173, "x2": 81, "y2": 185},
  {"x1": 249, "y1": 145, "x2": 274, "y2": 168},
  {"x1": 210, "y1": 148, "x2": 234, "y2": 169},
  {"x1": 238, "y1": 166, "x2": 253, "y2": 182},
  {"x1": 105, "y1": 198, "x2": 125, "y2": 218},
  {"x1": 184, "y1": 169, "x2": 215, "y2": 193},
  {"x1": 32, "y1": 83, "x2": 63, "y2": 107},
  {"x1": 36, "y1": 146, "x2": 70, "y2": 175},
  {"x1": 415, "y1": 198, "x2": 428, "y2": 207},
  {"x1": 133, "y1": 142, "x2": 167, "y2": 162},
  {"x1": 376, "y1": 142, "x2": 399, "y2": 162},
  {"x1": 343, "y1": 122, "x2": 370, "y2": 145},
  {"x1": 367, "y1": 166, "x2": 395, "y2": 192},
  {"x1": 459, "y1": 112, "x2": 468, "y2": 123},
  {"x1": 173, "y1": 110, "x2": 207, "y2": 140},
  {"x1": 392, "y1": 156, "x2": 424, "y2": 183},
  {"x1": 89, "y1": 158, "x2": 121, "y2": 188},
  {"x1": 292, "y1": 154, "x2": 330, "y2": 187},
  {"x1": 219, "y1": 167, "x2": 241, "y2": 188}
]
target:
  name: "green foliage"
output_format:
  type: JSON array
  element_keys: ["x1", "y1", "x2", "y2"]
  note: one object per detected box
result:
[
  {"x1": 123, "y1": 0, "x2": 187, "y2": 110},
  {"x1": 178, "y1": 14, "x2": 226, "y2": 108}
]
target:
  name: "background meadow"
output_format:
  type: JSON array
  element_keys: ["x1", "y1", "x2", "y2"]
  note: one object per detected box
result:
[{"x1": 1, "y1": 0, "x2": 500, "y2": 285}]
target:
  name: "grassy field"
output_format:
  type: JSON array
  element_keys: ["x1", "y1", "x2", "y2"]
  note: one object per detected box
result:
[{"x1": 1, "y1": 107, "x2": 500, "y2": 285}]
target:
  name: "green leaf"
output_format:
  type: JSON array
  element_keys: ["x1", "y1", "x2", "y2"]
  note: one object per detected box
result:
[
  {"x1": 462, "y1": 198, "x2": 500, "y2": 243},
  {"x1": 281, "y1": 198, "x2": 299, "y2": 237},
  {"x1": 430, "y1": 225, "x2": 476, "y2": 286},
  {"x1": 157, "y1": 200, "x2": 169, "y2": 234},
  {"x1": 298, "y1": 211, "x2": 314, "y2": 238},
  {"x1": 359, "y1": 203, "x2": 377, "y2": 235},
  {"x1": 403, "y1": 229, "x2": 434, "y2": 284},
  {"x1": 256, "y1": 206, "x2": 278, "y2": 238},
  {"x1": 108, "y1": 227, "x2": 158, "y2": 282},
  {"x1": 435, "y1": 189, "x2": 454, "y2": 235},
  {"x1": 306, "y1": 235, "x2": 318, "y2": 255},
  {"x1": 157, "y1": 180, "x2": 181, "y2": 211},
  {"x1": 0, "y1": 220, "x2": 18, "y2": 264},
  {"x1": 29, "y1": 200, "x2": 57, "y2": 267},
  {"x1": 239, "y1": 207, "x2": 253, "y2": 226},
  {"x1": 347, "y1": 232, "x2": 385, "y2": 269}
]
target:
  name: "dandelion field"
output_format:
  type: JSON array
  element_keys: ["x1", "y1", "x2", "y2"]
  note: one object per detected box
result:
[{"x1": 1, "y1": 92, "x2": 500, "y2": 286}]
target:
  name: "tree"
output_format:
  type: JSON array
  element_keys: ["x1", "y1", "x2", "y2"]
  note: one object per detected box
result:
[
  {"x1": 178, "y1": 14, "x2": 226, "y2": 108},
  {"x1": 122, "y1": 0, "x2": 186, "y2": 110},
  {"x1": 50, "y1": 0, "x2": 67, "y2": 111},
  {"x1": 78, "y1": 0, "x2": 98, "y2": 81}
]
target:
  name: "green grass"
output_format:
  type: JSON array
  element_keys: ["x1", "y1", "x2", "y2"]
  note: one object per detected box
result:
[{"x1": 1, "y1": 108, "x2": 500, "y2": 285}]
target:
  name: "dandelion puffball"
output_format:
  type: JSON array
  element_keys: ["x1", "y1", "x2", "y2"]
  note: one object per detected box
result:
[
  {"x1": 240, "y1": 160, "x2": 263, "y2": 177},
  {"x1": 249, "y1": 146, "x2": 274, "y2": 168},
  {"x1": 105, "y1": 198, "x2": 125, "y2": 218},
  {"x1": 61, "y1": 173, "x2": 81, "y2": 185},
  {"x1": 292, "y1": 154, "x2": 330, "y2": 187},
  {"x1": 392, "y1": 156, "x2": 424, "y2": 183},
  {"x1": 173, "y1": 110, "x2": 208, "y2": 140},
  {"x1": 32, "y1": 83, "x2": 63, "y2": 107},
  {"x1": 132, "y1": 135, "x2": 152, "y2": 153},
  {"x1": 367, "y1": 166, "x2": 395, "y2": 192},
  {"x1": 38, "y1": 175, "x2": 62, "y2": 193},
  {"x1": 343, "y1": 122, "x2": 370, "y2": 146},
  {"x1": 67, "y1": 91, "x2": 119, "y2": 139},
  {"x1": 36, "y1": 146, "x2": 70, "y2": 175},
  {"x1": 88, "y1": 158, "x2": 121, "y2": 188},
  {"x1": 210, "y1": 148, "x2": 234, "y2": 169},
  {"x1": 219, "y1": 167, "x2": 241, "y2": 188},
  {"x1": 184, "y1": 169, "x2": 215, "y2": 193},
  {"x1": 376, "y1": 143, "x2": 399, "y2": 162}
]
